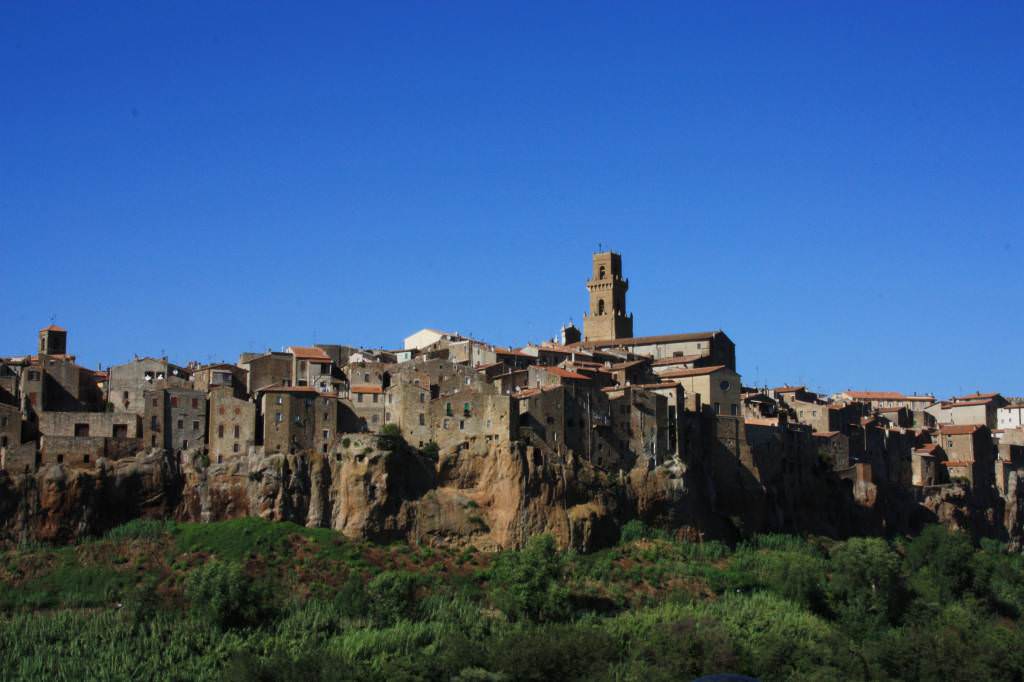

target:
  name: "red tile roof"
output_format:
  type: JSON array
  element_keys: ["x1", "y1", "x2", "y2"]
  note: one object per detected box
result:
[
  {"x1": 658, "y1": 365, "x2": 728, "y2": 379},
  {"x1": 845, "y1": 391, "x2": 906, "y2": 401},
  {"x1": 952, "y1": 392, "x2": 1001, "y2": 401},
  {"x1": 545, "y1": 367, "x2": 591, "y2": 381},
  {"x1": 288, "y1": 346, "x2": 332, "y2": 362},
  {"x1": 773, "y1": 385, "x2": 805, "y2": 393},
  {"x1": 41, "y1": 324, "x2": 66, "y2": 332},
  {"x1": 940, "y1": 424, "x2": 984, "y2": 435},
  {"x1": 946, "y1": 399, "x2": 992, "y2": 408},
  {"x1": 496, "y1": 348, "x2": 532, "y2": 357},
  {"x1": 351, "y1": 385, "x2": 384, "y2": 394}
]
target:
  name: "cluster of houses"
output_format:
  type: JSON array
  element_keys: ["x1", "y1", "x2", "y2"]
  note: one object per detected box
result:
[
  {"x1": 1, "y1": 251, "x2": 1020, "y2": 508},
  {"x1": 744, "y1": 386, "x2": 1024, "y2": 496}
]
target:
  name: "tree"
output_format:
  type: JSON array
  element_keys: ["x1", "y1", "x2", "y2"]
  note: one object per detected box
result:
[
  {"x1": 488, "y1": 534, "x2": 570, "y2": 623},
  {"x1": 827, "y1": 538, "x2": 903, "y2": 632}
]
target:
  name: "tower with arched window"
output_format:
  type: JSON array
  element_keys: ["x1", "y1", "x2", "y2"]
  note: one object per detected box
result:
[{"x1": 583, "y1": 251, "x2": 633, "y2": 341}]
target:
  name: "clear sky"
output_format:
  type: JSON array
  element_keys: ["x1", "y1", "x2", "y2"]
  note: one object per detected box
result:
[{"x1": 2, "y1": 2, "x2": 1022, "y2": 397}]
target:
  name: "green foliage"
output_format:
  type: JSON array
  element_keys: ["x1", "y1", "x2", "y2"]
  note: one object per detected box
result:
[
  {"x1": 827, "y1": 537, "x2": 904, "y2": 632},
  {"x1": 185, "y1": 560, "x2": 275, "y2": 629},
  {"x1": 905, "y1": 524, "x2": 975, "y2": 603},
  {"x1": 619, "y1": 519, "x2": 670, "y2": 543},
  {"x1": 377, "y1": 423, "x2": 406, "y2": 451},
  {"x1": 105, "y1": 517, "x2": 174, "y2": 542},
  {"x1": 365, "y1": 570, "x2": 422, "y2": 625},
  {"x1": 420, "y1": 440, "x2": 440, "y2": 461},
  {"x1": 488, "y1": 535, "x2": 570, "y2": 623},
  {"x1": 6, "y1": 520, "x2": 1024, "y2": 681}
]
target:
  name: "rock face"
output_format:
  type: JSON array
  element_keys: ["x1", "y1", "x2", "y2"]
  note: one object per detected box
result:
[{"x1": 2, "y1": 436, "x2": 1022, "y2": 550}]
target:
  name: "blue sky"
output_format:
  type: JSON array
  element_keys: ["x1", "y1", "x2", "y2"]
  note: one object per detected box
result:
[{"x1": 1, "y1": 2, "x2": 1021, "y2": 397}]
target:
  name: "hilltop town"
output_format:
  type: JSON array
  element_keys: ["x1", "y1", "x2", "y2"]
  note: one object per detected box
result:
[{"x1": 2, "y1": 251, "x2": 1023, "y2": 548}]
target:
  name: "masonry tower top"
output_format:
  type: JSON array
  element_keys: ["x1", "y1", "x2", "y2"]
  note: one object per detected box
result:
[{"x1": 583, "y1": 251, "x2": 633, "y2": 342}]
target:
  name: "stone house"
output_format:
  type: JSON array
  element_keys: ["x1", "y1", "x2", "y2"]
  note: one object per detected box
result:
[
  {"x1": 656, "y1": 365, "x2": 741, "y2": 418},
  {"x1": 259, "y1": 386, "x2": 338, "y2": 454},
  {"x1": 447, "y1": 339, "x2": 497, "y2": 368},
  {"x1": 602, "y1": 385, "x2": 670, "y2": 465},
  {"x1": 998, "y1": 404, "x2": 1024, "y2": 430},
  {"x1": 912, "y1": 443, "x2": 946, "y2": 487},
  {"x1": 143, "y1": 386, "x2": 207, "y2": 451},
  {"x1": 287, "y1": 346, "x2": 338, "y2": 392},
  {"x1": 813, "y1": 431, "x2": 850, "y2": 470},
  {"x1": 516, "y1": 384, "x2": 619, "y2": 468},
  {"x1": 527, "y1": 365, "x2": 593, "y2": 390},
  {"x1": 37, "y1": 411, "x2": 139, "y2": 439},
  {"x1": 928, "y1": 399, "x2": 1000, "y2": 429},
  {"x1": 939, "y1": 423, "x2": 995, "y2": 488},
  {"x1": 192, "y1": 364, "x2": 249, "y2": 400},
  {"x1": 209, "y1": 389, "x2": 256, "y2": 462},
  {"x1": 0, "y1": 402, "x2": 21, "y2": 453},
  {"x1": 109, "y1": 357, "x2": 191, "y2": 416},
  {"x1": 240, "y1": 352, "x2": 293, "y2": 393}
]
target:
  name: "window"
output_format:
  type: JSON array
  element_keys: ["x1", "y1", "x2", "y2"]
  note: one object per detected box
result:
[
  {"x1": 363, "y1": 373, "x2": 370, "y2": 382},
  {"x1": 323, "y1": 429, "x2": 329, "y2": 440},
  {"x1": 0, "y1": 436, "x2": 6, "y2": 448},
  {"x1": 463, "y1": 402, "x2": 471, "y2": 416},
  {"x1": 371, "y1": 414, "x2": 379, "y2": 424},
  {"x1": 233, "y1": 443, "x2": 239, "y2": 453},
  {"x1": 276, "y1": 396, "x2": 284, "y2": 405},
  {"x1": 730, "y1": 404, "x2": 739, "y2": 416},
  {"x1": 443, "y1": 418, "x2": 450, "y2": 430},
  {"x1": 598, "y1": 299, "x2": 605, "y2": 315},
  {"x1": 153, "y1": 398, "x2": 159, "y2": 407},
  {"x1": 599, "y1": 264, "x2": 606, "y2": 279},
  {"x1": 419, "y1": 392, "x2": 425, "y2": 403},
  {"x1": 151, "y1": 416, "x2": 158, "y2": 429},
  {"x1": 83, "y1": 454, "x2": 89, "y2": 464},
  {"x1": 714, "y1": 403, "x2": 721, "y2": 415},
  {"x1": 218, "y1": 425, "x2": 225, "y2": 438},
  {"x1": 275, "y1": 412, "x2": 283, "y2": 423},
  {"x1": 419, "y1": 413, "x2": 425, "y2": 426},
  {"x1": 74, "y1": 423, "x2": 90, "y2": 437},
  {"x1": 177, "y1": 419, "x2": 184, "y2": 429},
  {"x1": 372, "y1": 394, "x2": 378, "y2": 403},
  {"x1": 191, "y1": 398, "x2": 199, "y2": 409},
  {"x1": 171, "y1": 397, "x2": 178, "y2": 408},
  {"x1": 234, "y1": 407, "x2": 240, "y2": 415},
  {"x1": 719, "y1": 380, "x2": 731, "y2": 391},
  {"x1": 357, "y1": 393, "x2": 364, "y2": 403},
  {"x1": 219, "y1": 406, "x2": 225, "y2": 415},
  {"x1": 28, "y1": 370, "x2": 40, "y2": 381},
  {"x1": 294, "y1": 415, "x2": 302, "y2": 424},
  {"x1": 445, "y1": 402, "x2": 453, "y2": 417},
  {"x1": 192, "y1": 420, "x2": 199, "y2": 431},
  {"x1": 233, "y1": 425, "x2": 240, "y2": 438},
  {"x1": 459, "y1": 420, "x2": 465, "y2": 430}
]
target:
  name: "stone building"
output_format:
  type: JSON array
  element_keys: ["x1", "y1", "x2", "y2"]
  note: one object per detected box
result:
[
  {"x1": 998, "y1": 404, "x2": 1024, "y2": 430},
  {"x1": 912, "y1": 443, "x2": 946, "y2": 487},
  {"x1": 143, "y1": 386, "x2": 207, "y2": 451},
  {"x1": 259, "y1": 386, "x2": 337, "y2": 454},
  {"x1": 516, "y1": 384, "x2": 622, "y2": 468},
  {"x1": 192, "y1": 363, "x2": 249, "y2": 399},
  {"x1": 108, "y1": 357, "x2": 191, "y2": 416},
  {"x1": 0, "y1": 402, "x2": 21, "y2": 452},
  {"x1": 813, "y1": 431, "x2": 850, "y2": 470},
  {"x1": 209, "y1": 389, "x2": 256, "y2": 462},
  {"x1": 287, "y1": 346, "x2": 338, "y2": 392},
  {"x1": 656, "y1": 365, "x2": 741, "y2": 418},
  {"x1": 37, "y1": 411, "x2": 139, "y2": 439},
  {"x1": 938, "y1": 423, "x2": 995, "y2": 488},
  {"x1": 578, "y1": 331, "x2": 736, "y2": 371},
  {"x1": 582, "y1": 251, "x2": 633, "y2": 342},
  {"x1": 603, "y1": 385, "x2": 671, "y2": 465},
  {"x1": 240, "y1": 352, "x2": 293, "y2": 394}
]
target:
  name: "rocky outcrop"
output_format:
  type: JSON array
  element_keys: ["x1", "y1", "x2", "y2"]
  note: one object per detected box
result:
[{"x1": 2, "y1": 434, "x2": 1022, "y2": 550}]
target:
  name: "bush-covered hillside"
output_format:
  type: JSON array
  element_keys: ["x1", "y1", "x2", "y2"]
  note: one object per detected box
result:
[{"x1": 2, "y1": 518, "x2": 1024, "y2": 680}]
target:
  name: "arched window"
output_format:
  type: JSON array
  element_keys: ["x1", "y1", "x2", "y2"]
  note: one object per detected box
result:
[
  {"x1": 598, "y1": 265, "x2": 606, "y2": 280},
  {"x1": 598, "y1": 299, "x2": 606, "y2": 315}
]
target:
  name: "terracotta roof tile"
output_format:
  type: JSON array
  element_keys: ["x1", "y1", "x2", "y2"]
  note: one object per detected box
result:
[
  {"x1": 939, "y1": 424, "x2": 984, "y2": 435},
  {"x1": 288, "y1": 346, "x2": 332, "y2": 362},
  {"x1": 351, "y1": 385, "x2": 384, "y2": 394},
  {"x1": 545, "y1": 367, "x2": 591, "y2": 381}
]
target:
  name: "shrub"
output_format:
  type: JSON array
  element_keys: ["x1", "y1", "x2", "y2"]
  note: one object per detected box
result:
[
  {"x1": 421, "y1": 441, "x2": 440, "y2": 461},
  {"x1": 185, "y1": 560, "x2": 274, "y2": 629},
  {"x1": 906, "y1": 524, "x2": 975, "y2": 603},
  {"x1": 104, "y1": 518, "x2": 174, "y2": 542},
  {"x1": 488, "y1": 535, "x2": 570, "y2": 623},
  {"x1": 378, "y1": 424, "x2": 406, "y2": 451},
  {"x1": 366, "y1": 570, "x2": 422, "y2": 625},
  {"x1": 827, "y1": 537, "x2": 903, "y2": 631}
]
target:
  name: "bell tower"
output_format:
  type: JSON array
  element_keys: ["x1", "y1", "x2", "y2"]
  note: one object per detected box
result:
[{"x1": 583, "y1": 251, "x2": 633, "y2": 342}]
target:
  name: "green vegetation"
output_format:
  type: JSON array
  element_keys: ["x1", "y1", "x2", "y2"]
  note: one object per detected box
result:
[{"x1": 3, "y1": 519, "x2": 1024, "y2": 680}]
